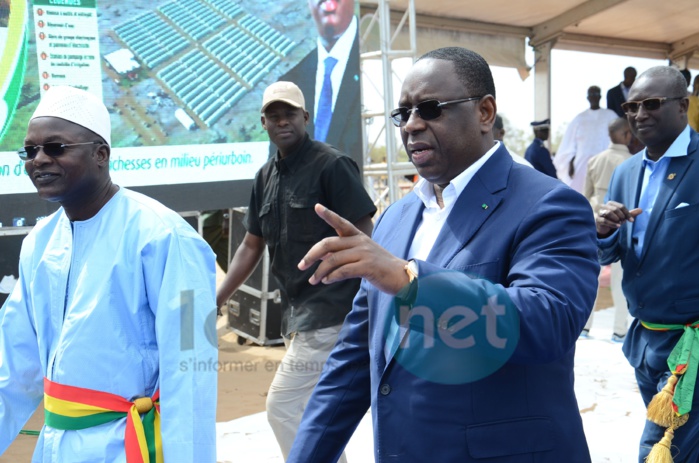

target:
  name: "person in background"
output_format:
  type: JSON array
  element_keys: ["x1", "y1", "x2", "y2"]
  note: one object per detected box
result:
[
  {"x1": 581, "y1": 117, "x2": 633, "y2": 343},
  {"x1": 286, "y1": 47, "x2": 599, "y2": 463},
  {"x1": 628, "y1": 131, "x2": 646, "y2": 155},
  {"x1": 0, "y1": 86, "x2": 218, "y2": 461},
  {"x1": 216, "y1": 81, "x2": 376, "y2": 462},
  {"x1": 607, "y1": 66, "x2": 637, "y2": 117},
  {"x1": 584, "y1": 117, "x2": 634, "y2": 213},
  {"x1": 680, "y1": 68, "x2": 692, "y2": 89},
  {"x1": 524, "y1": 118, "x2": 557, "y2": 178},
  {"x1": 688, "y1": 74, "x2": 699, "y2": 132},
  {"x1": 596, "y1": 66, "x2": 699, "y2": 462},
  {"x1": 492, "y1": 114, "x2": 533, "y2": 167},
  {"x1": 554, "y1": 86, "x2": 618, "y2": 193}
]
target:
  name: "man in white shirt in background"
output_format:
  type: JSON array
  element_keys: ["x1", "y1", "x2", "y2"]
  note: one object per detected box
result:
[{"x1": 554, "y1": 86, "x2": 618, "y2": 193}]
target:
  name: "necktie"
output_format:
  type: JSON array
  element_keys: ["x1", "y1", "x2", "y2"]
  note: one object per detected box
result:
[
  {"x1": 314, "y1": 56, "x2": 338, "y2": 142},
  {"x1": 632, "y1": 158, "x2": 665, "y2": 257}
]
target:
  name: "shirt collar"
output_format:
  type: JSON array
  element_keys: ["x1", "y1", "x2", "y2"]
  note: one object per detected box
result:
[
  {"x1": 609, "y1": 142, "x2": 630, "y2": 152},
  {"x1": 413, "y1": 141, "x2": 501, "y2": 208},
  {"x1": 275, "y1": 133, "x2": 312, "y2": 173},
  {"x1": 640, "y1": 125, "x2": 691, "y2": 166},
  {"x1": 317, "y1": 16, "x2": 357, "y2": 63}
]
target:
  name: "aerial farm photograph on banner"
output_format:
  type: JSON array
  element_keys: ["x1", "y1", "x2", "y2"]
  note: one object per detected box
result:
[
  {"x1": 5, "y1": 0, "x2": 699, "y2": 462},
  {"x1": 0, "y1": 0, "x2": 362, "y2": 206}
]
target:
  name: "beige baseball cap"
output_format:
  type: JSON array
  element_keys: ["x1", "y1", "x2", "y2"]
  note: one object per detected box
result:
[
  {"x1": 261, "y1": 81, "x2": 305, "y2": 113},
  {"x1": 30, "y1": 86, "x2": 111, "y2": 146}
]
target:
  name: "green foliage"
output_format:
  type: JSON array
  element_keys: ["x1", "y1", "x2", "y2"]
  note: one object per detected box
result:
[
  {"x1": 501, "y1": 114, "x2": 532, "y2": 157},
  {"x1": 367, "y1": 144, "x2": 408, "y2": 164},
  {"x1": 549, "y1": 124, "x2": 566, "y2": 155},
  {"x1": 367, "y1": 145, "x2": 386, "y2": 163}
]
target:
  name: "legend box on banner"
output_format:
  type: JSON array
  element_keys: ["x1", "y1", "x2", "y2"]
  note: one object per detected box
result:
[{"x1": 32, "y1": 0, "x2": 102, "y2": 98}]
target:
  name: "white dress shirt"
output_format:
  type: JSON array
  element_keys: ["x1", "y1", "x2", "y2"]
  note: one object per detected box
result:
[
  {"x1": 409, "y1": 142, "x2": 501, "y2": 261},
  {"x1": 314, "y1": 16, "x2": 357, "y2": 121}
]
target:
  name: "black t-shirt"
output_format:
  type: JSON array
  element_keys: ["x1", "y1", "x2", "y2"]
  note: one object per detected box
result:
[{"x1": 245, "y1": 134, "x2": 376, "y2": 336}]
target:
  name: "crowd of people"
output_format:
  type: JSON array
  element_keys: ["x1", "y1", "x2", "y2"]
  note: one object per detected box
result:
[{"x1": 1, "y1": 44, "x2": 698, "y2": 463}]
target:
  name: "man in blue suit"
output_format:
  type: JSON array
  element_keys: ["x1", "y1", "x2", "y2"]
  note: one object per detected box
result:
[
  {"x1": 286, "y1": 47, "x2": 600, "y2": 462},
  {"x1": 596, "y1": 66, "x2": 699, "y2": 462},
  {"x1": 524, "y1": 118, "x2": 557, "y2": 178}
]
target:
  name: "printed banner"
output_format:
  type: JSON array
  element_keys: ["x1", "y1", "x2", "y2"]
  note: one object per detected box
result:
[
  {"x1": 32, "y1": 0, "x2": 102, "y2": 97},
  {"x1": 0, "y1": 141, "x2": 268, "y2": 194},
  {"x1": 0, "y1": 0, "x2": 362, "y2": 204}
]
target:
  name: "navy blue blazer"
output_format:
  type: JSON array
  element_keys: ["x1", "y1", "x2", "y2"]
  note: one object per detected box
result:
[
  {"x1": 606, "y1": 84, "x2": 626, "y2": 117},
  {"x1": 599, "y1": 129, "x2": 699, "y2": 372},
  {"x1": 525, "y1": 138, "x2": 557, "y2": 178},
  {"x1": 288, "y1": 144, "x2": 600, "y2": 462}
]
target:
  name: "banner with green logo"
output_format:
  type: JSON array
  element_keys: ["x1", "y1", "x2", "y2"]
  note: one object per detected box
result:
[
  {"x1": 0, "y1": 0, "x2": 28, "y2": 145},
  {"x1": 0, "y1": 0, "x2": 362, "y2": 220}
]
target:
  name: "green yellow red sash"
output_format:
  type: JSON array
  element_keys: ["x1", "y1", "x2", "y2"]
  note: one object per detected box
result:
[
  {"x1": 641, "y1": 320, "x2": 699, "y2": 417},
  {"x1": 43, "y1": 378, "x2": 163, "y2": 463}
]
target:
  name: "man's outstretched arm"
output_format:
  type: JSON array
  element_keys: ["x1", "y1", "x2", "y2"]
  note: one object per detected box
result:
[{"x1": 216, "y1": 232, "x2": 266, "y2": 309}]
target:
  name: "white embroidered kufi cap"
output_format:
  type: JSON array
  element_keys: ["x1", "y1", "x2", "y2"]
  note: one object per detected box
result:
[{"x1": 30, "y1": 86, "x2": 111, "y2": 146}]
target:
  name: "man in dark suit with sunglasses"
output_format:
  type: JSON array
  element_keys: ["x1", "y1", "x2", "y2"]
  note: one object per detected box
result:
[
  {"x1": 286, "y1": 47, "x2": 600, "y2": 463},
  {"x1": 596, "y1": 66, "x2": 699, "y2": 462}
]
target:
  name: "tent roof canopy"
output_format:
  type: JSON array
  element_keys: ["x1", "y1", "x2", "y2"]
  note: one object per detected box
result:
[{"x1": 360, "y1": 0, "x2": 699, "y2": 68}]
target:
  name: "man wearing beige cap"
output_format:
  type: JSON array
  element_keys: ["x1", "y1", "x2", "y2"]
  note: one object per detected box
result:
[
  {"x1": 0, "y1": 86, "x2": 218, "y2": 461},
  {"x1": 217, "y1": 81, "x2": 375, "y2": 461}
]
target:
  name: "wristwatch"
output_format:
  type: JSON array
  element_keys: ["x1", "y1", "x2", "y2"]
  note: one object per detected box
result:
[{"x1": 404, "y1": 259, "x2": 418, "y2": 283}]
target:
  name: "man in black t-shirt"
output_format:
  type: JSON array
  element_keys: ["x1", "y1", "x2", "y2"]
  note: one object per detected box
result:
[{"x1": 216, "y1": 81, "x2": 375, "y2": 462}]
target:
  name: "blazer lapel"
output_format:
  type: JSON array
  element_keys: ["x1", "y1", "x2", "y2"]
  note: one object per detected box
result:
[
  {"x1": 427, "y1": 148, "x2": 509, "y2": 267},
  {"x1": 638, "y1": 144, "x2": 696, "y2": 265},
  {"x1": 383, "y1": 146, "x2": 511, "y2": 370},
  {"x1": 383, "y1": 194, "x2": 424, "y2": 259},
  {"x1": 379, "y1": 195, "x2": 423, "y2": 372},
  {"x1": 626, "y1": 157, "x2": 644, "y2": 252}
]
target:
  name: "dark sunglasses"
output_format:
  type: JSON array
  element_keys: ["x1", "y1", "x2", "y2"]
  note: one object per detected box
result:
[
  {"x1": 390, "y1": 96, "x2": 483, "y2": 127},
  {"x1": 621, "y1": 97, "x2": 685, "y2": 114},
  {"x1": 18, "y1": 141, "x2": 102, "y2": 161}
]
